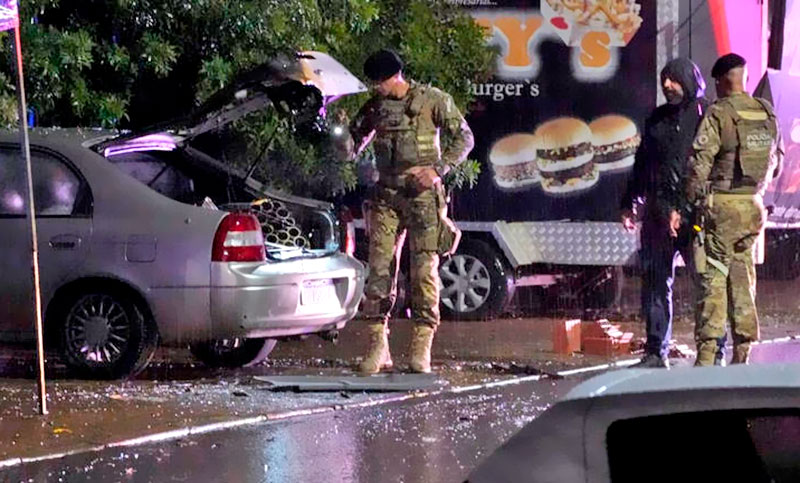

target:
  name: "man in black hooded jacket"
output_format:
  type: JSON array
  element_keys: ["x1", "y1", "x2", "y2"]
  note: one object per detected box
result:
[{"x1": 621, "y1": 57, "x2": 725, "y2": 368}]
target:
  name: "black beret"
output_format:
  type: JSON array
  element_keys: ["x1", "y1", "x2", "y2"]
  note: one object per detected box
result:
[
  {"x1": 364, "y1": 49, "x2": 404, "y2": 82},
  {"x1": 711, "y1": 53, "x2": 746, "y2": 79}
]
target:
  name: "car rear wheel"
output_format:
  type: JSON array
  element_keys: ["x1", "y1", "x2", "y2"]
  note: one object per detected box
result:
[
  {"x1": 59, "y1": 288, "x2": 158, "y2": 379},
  {"x1": 190, "y1": 338, "x2": 277, "y2": 368},
  {"x1": 439, "y1": 239, "x2": 515, "y2": 321}
]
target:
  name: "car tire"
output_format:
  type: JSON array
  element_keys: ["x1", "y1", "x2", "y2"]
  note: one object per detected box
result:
[
  {"x1": 190, "y1": 338, "x2": 278, "y2": 368},
  {"x1": 439, "y1": 239, "x2": 515, "y2": 321},
  {"x1": 58, "y1": 287, "x2": 158, "y2": 379}
]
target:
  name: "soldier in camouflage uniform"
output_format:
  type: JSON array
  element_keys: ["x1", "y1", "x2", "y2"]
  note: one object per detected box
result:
[
  {"x1": 685, "y1": 54, "x2": 784, "y2": 366},
  {"x1": 339, "y1": 50, "x2": 474, "y2": 373}
]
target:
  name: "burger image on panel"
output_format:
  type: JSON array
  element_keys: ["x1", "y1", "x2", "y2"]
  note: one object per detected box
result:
[
  {"x1": 489, "y1": 133, "x2": 541, "y2": 190},
  {"x1": 589, "y1": 114, "x2": 641, "y2": 171},
  {"x1": 534, "y1": 117, "x2": 599, "y2": 194}
]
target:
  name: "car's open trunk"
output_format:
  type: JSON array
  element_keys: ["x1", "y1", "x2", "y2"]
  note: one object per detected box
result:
[{"x1": 88, "y1": 51, "x2": 367, "y2": 261}]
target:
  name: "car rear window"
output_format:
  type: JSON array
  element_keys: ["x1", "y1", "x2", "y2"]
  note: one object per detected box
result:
[
  {"x1": 607, "y1": 408, "x2": 800, "y2": 482},
  {"x1": 106, "y1": 152, "x2": 196, "y2": 204}
]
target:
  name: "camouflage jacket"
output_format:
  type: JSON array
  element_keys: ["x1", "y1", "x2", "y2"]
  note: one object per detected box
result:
[
  {"x1": 686, "y1": 92, "x2": 784, "y2": 206},
  {"x1": 347, "y1": 82, "x2": 474, "y2": 181}
]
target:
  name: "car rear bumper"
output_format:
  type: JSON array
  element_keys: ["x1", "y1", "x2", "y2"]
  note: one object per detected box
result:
[{"x1": 209, "y1": 253, "x2": 365, "y2": 339}]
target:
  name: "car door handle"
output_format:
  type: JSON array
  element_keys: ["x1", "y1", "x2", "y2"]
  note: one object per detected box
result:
[{"x1": 49, "y1": 234, "x2": 81, "y2": 250}]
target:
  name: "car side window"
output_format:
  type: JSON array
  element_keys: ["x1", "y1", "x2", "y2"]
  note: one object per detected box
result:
[
  {"x1": 107, "y1": 152, "x2": 195, "y2": 203},
  {"x1": 607, "y1": 409, "x2": 800, "y2": 482},
  {"x1": 0, "y1": 148, "x2": 87, "y2": 216}
]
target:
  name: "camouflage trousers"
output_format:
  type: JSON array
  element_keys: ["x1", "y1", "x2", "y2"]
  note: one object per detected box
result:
[
  {"x1": 361, "y1": 184, "x2": 443, "y2": 328},
  {"x1": 695, "y1": 196, "x2": 765, "y2": 365}
]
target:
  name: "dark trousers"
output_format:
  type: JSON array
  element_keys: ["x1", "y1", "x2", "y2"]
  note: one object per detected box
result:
[{"x1": 640, "y1": 212, "x2": 727, "y2": 358}]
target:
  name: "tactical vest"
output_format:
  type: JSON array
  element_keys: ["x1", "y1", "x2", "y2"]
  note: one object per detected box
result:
[
  {"x1": 372, "y1": 84, "x2": 440, "y2": 178},
  {"x1": 710, "y1": 96, "x2": 778, "y2": 194}
]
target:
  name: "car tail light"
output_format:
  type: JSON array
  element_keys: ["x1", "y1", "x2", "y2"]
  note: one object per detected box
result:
[
  {"x1": 339, "y1": 206, "x2": 356, "y2": 256},
  {"x1": 212, "y1": 213, "x2": 266, "y2": 262}
]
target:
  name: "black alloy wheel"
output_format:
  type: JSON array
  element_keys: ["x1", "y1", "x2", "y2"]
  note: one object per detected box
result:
[{"x1": 59, "y1": 289, "x2": 157, "y2": 379}]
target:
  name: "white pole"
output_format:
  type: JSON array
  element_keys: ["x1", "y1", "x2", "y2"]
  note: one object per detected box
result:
[{"x1": 12, "y1": 21, "x2": 47, "y2": 415}]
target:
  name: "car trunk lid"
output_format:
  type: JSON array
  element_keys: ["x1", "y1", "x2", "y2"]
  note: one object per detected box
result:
[{"x1": 92, "y1": 52, "x2": 367, "y2": 261}]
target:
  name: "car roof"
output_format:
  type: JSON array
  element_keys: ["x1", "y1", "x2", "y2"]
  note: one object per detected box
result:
[
  {"x1": 0, "y1": 127, "x2": 118, "y2": 148},
  {"x1": 564, "y1": 363, "x2": 800, "y2": 401},
  {"x1": 0, "y1": 128, "x2": 336, "y2": 212}
]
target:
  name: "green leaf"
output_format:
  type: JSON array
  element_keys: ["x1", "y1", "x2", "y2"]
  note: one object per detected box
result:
[
  {"x1": 197, "y1": 55, "x2": 234, "y2": 102},
  {"x1": 59, "y1": 30, "x2": 94, "y2": 70},
  {"x1": 140, "y1": 33, "x2": 179, "y2": 77},
  {"x1": 96, "y1": 94, "x2": 129, "y2": 129}
]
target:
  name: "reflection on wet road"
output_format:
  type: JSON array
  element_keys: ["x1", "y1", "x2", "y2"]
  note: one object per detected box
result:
[{"x1": 6, "y1": 378, "x2": 579, "y2": 483}]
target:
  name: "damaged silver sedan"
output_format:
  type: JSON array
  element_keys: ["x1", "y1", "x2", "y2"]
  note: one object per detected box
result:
[{"x1": 0, "y1": 52, "x2": 367, "y2": 378}]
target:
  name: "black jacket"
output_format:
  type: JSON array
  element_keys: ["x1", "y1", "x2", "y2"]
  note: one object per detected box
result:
[{"x1": 622, "y1": 58, "x2": 710, "y2": 219}]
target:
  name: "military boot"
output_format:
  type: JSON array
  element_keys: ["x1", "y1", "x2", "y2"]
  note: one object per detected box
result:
[
  {"x1": 730, "y1": 344, "x2": 751, "y2": 365},
  {"x1": 409, "y1": 324, "x2": 436, "y2": 373},
  {"x1": 631, "y1": 353, "x2": 670, "y2": 369},
  {"x1": 694, "y1": 340, "x2": 718, "y2": 367},
  {"x1": 358, "y1": 324, "x2": 393, "y2": 374}
]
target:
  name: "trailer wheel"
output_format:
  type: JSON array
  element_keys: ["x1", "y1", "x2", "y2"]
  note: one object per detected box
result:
[{"x1": 439, "y1": 239, "x2": 514, "y2": 321}]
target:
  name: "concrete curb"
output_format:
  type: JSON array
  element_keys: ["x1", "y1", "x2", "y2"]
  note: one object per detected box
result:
[{"x1": 4, "y1": 336, "x2": 797, "y2": 469}]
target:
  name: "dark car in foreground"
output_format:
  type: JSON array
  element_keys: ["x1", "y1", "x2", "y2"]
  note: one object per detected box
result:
[{"x1": 467, "y1": 363, "x2": 800, "y2": 482}]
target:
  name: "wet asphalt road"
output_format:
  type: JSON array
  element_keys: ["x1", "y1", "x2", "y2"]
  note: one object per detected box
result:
[
  {"x1": 2, "y1": 267, "x2": 799, "y2": 482},
  {"x1": 2, "y1": 341, "x2": 799, "y2": 482},
  {"x1": 3, "y1": 377, "x2": 578, "y2": 483}
]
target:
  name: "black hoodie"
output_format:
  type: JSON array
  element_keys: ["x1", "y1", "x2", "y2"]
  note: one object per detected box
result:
[{"x1": 621, "y1": 58, "x2": 710, "y2": 219}]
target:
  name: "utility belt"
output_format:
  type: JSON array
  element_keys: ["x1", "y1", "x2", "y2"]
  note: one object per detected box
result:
[
  {"x1": 706, "y1": 191, "x2": 761, "y2": 208},
  {"x1": 377, "y1": 174, "x2": 411, "y2": 190},
  {"x1": 377, "y1": 165, "x2": 437, "y2": 194},
  {"x1": 709, "y1": 177, "x2": 757, "y2": 191}
]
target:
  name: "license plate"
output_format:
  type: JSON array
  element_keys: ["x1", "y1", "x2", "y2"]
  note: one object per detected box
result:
[{"x1": 300, "y1": 279, "x2": 338, "y2": 306}]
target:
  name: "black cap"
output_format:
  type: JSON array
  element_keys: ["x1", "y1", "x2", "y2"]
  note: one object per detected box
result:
[
  {"x1": 711, "y1": 53, "x2": 746, "y2": 79},
  {"x1": 364, "y1": 49, "x2": 404, "y2": 82}
]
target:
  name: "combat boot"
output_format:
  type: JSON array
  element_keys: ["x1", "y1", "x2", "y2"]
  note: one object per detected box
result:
[
  {"x1": 631, "y1": 353, "x2": 670, "y2": 369},
  {"x1": 694, "y1": 341, "x2": 718, "y2": 366},
  {"x1": 409, "y1": 324, "x2": 435, "y2": 373},
  {"x1": 730, "y1": 344, "x2": 751, "y2": 365},
  {"x1": 358, "y1": 324, "x2": 393, "y2": 374}
]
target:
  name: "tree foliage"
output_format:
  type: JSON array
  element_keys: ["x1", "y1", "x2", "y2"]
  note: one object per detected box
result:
[{"x1": 1, "y1": 0, "x2": 495, "y2": 198}]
